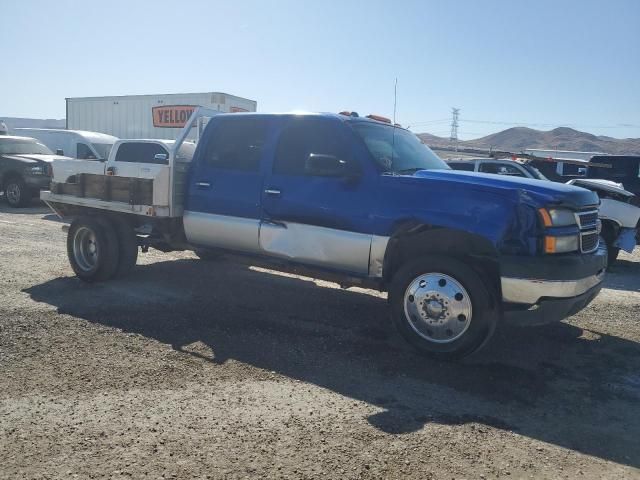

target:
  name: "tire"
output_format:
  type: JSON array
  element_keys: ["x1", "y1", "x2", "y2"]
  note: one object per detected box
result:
[
  {"x1": 4, "y1": 176, "x2": 31, "y2": 207},
  {"x1": 195, "y1": 248, "x2": 223, "y2": 261},
  {"x1": 600, "y1": 228, "x2": 620, "y2": 267},
  {"x1": 111, "y1": 216, "x2": 138, "y2": 277},
  {"x1": 67, "y1": 216, "x2": 120, "y2": 282},
  {"x1": 389, "y1": 255, "x2": 498, "y2": 360}
]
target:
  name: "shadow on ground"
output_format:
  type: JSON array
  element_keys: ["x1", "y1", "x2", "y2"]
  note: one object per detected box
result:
[
  {"x1": 603, "y1": 259, "x2": 640, "y2": 292},
  {"x1": 24, "y1": 257, "x2": 640, "y2": 468},
  {"x1": 0, "y1": 198, "x2": 49, "y2": 214}
]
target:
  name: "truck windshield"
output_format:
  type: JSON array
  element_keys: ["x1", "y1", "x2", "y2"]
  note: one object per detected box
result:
[
  {"x1": 92, "y1": 143, "x2": 113, "y2": 160},
  {"x1": 0, "y1": 139, "x2": 53, "y2": 155},
  {"x1": 351, "y1": 122, "x2": 449, "y2": 173}
]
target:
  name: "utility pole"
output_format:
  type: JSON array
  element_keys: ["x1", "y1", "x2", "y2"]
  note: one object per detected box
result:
[{"x1": 450, "y1": 107, "x2": 460, "y2": 151}]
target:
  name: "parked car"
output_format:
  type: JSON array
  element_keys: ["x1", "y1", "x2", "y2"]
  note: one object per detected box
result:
[
  {"x1": 447, "y1": 157, "x2": 640, "y2": 263},
  {"x1": 446, "y1": 158, "x2": 549, "y2": 179},
  {"x1": 14, "y1": 128, "x2": 117, "y2": 161},
  {"x1": 587, "y1": 155, "x2": 640, "y2": 200},
  {"x1": 0, "y1": 135, "x2": 70, "y2": 207},
  {"x1": 42, "y1": 109, "x2": 606, "y2": 359}
]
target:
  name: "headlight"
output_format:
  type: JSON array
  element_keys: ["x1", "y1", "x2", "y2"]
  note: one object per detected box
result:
[
  {"x1": 28, "y1": 165, "x2": 45, "y2": 175},
  {"x1": 544, "y1": 235, "x2": 579, "y2": 254},
  {"x1": 539, "y1": 208, "x2": 577, "y2": 227}
]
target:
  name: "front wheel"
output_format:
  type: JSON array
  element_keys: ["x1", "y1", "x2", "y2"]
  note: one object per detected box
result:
[
  {"x1": 4, "y1": 176, "x2": 31, "y2": 207},
  {"x1": 389, "y1": 256, "x2": 498, "y2": 359}
]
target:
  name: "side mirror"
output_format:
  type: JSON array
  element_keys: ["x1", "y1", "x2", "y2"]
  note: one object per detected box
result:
[
  {"x1": 154, "y1": 153, "x2": 168, "y2": 163},
  {"x1": 305, "y1": 153, "x2": 356, "y2": 178},
  {"x1": 56, "y1": 149, "x2": 64, "y2": 156}
]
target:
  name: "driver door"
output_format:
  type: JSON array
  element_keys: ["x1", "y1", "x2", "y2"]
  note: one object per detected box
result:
[{"x1": 260, "y1": 116, "x2": 375, "y2": 275}]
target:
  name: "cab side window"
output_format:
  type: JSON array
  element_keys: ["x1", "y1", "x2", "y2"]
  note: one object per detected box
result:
[
  {"x1": 203, "y1": 117, "x2": 268, "y2": 171},
  {"x1": 77, "y1": 143, "x2": 97, "y2": 160},
  {"x1": 274, "y1": 118, "x2": 349, "y2": 176},
  {"x1": 115, "y1": 143, "x2": 169, "y2": 164}
]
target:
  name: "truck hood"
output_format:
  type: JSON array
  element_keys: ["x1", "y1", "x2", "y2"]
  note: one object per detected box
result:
[
  {"x1": 411, "y1": 169, "x2": 599, "y2": 209},
  {"x1": 3, "y1": 154, "x2": 72, "y2": 164}
]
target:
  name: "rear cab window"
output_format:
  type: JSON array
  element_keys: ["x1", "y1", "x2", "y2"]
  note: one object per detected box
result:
[{"x1": 114, "y1": 142, "x2": 170, "y2": 164}]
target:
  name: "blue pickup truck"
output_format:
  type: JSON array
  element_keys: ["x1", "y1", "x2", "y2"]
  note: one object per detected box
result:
[{"x1": 42, "y1": 110, "x2": 607, "y2": 358}]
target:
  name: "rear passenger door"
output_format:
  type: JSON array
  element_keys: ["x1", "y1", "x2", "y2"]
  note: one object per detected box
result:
[
  {"x1": 184, "y1": 116, "x2": 270, "y2": 253},
  {"x1": 259, "y1": 116, "x2": 374, "y2": 275}
]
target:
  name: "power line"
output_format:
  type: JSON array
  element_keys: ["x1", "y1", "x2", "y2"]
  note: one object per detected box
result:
[{"x1": 409, "y1": 118, "x2": 639, "y2": 130}]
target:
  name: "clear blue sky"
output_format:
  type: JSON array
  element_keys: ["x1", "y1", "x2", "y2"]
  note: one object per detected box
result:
[{"x1": 1, "y1": 0, "x2": 638, "y2": 139}]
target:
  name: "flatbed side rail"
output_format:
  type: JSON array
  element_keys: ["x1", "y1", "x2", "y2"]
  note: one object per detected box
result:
[{"x1": 40, "y1": 191, "x2": 170, "y2": 218}]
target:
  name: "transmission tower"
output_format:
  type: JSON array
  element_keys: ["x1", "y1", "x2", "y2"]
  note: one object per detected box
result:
[{"x1": 450, "y1": 108, "x2": 460, "y2": 151}]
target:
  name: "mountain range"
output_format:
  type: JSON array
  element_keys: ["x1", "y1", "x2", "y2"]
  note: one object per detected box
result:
[{"x1": 418, "y1": 127, "x2": 640, "y2": 155}]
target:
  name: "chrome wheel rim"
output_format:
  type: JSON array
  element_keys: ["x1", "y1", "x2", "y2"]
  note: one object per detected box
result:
[
  {"x1": 73, "y1": 227, "x2": 99, "y2": 272},
  {"x1": 403, "y1": 273, "x2": 473, "y2": 344},
  {"x1": 6, "y1": 183, "x2": 20, "y2": 204}
]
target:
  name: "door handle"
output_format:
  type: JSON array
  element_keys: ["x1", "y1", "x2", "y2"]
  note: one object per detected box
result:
[
  {"x1": 195, "y1": 181, "x2": 211, "y2": 189},
  {"x1": 264, "y1": 188, "x2": 281, "y2": 196}
]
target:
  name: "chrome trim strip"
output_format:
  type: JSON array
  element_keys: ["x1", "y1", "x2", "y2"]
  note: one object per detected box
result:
[
  {"x1": 501, "y1": 271, "x2": 605, "y2": 305},
  {"x1": 183, "y1": 211, "x2": 261, "y2": 253},
  {"x1": 369, "y1": 235, "x2": 390, "y2": 278},
  {"x1": 259, "y1": 221, "x2": 372, "y2": 275}
]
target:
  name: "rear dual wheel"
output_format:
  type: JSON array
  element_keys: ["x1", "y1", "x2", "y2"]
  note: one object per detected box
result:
[
  {"x1": 67, "y1": 215, "x2": 138, "y2": 282},
  {"x1": 389, "y1": 256, "x2": 498, "y2": 359}
]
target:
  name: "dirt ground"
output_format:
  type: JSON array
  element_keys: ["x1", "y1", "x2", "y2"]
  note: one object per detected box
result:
[{"x1": 1, "y1": 203, "x2": 639, "y2": 480}]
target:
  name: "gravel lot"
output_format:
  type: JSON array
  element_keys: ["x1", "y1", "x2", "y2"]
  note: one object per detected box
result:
[{"x1": 1, "y1": 203, "x2": 639, "y2": 479}]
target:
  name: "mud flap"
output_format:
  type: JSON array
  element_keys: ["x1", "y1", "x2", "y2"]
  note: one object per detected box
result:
[{"x1": 614, "y1": 228, "x2": 637, "y2": 253}]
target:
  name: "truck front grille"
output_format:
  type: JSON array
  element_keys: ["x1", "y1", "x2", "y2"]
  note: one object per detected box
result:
[
  {"x1": 576, "y1": 208, "x2": 600, "y2": 253},
  {"x1": 577, "y1": 210, "x2": 598, "y2": 229},
  {"x1": 581, "y1": 231, "x2": 599, "y2": 253}
]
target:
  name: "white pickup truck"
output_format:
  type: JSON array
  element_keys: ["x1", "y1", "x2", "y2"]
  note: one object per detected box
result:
[{"x1": 50, "y1": 137, "x2": 196, "y2": 217}]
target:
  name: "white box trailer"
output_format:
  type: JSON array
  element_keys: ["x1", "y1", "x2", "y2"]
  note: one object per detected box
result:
[{"x1": 66, "y1": 92, "x2": 257, "y2": 140}]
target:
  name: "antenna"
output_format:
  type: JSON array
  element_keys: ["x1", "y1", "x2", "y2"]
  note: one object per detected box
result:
[
  {"x1": 391, "y1": 78, "x2": 397, "y2": 170},
  {"x1": 450, "y1": 107, "x2": 460, "y2": 151},
  {"x1": 393, "y1": 78, "x2": 398, "y2": 124}
]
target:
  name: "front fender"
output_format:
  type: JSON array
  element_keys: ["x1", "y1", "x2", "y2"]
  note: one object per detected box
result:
[{"x1": 374, "y1": 176, "x2": 540, "y2": 256}]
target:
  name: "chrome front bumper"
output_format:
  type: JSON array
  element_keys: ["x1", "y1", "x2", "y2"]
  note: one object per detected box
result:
[
  {"x1": 499, "y1": 246, "x2": 607, "y2": 325},
  {"x1": 501, "y1": 271, "x2": 606, "y2": 305}
]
